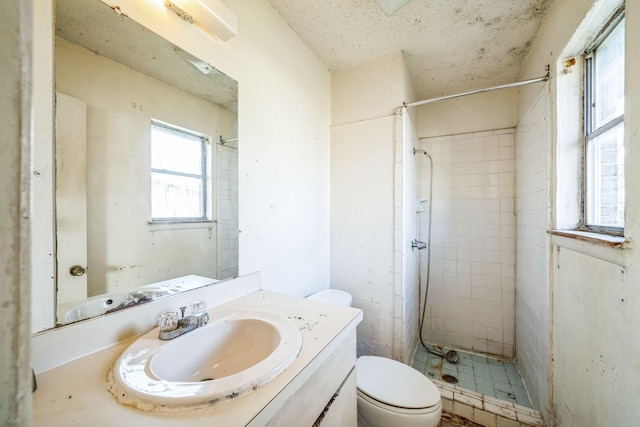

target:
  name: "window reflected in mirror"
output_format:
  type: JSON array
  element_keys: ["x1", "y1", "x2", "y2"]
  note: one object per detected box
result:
[{"x1": 151, "y1": 121, "x2": 211, "y2": 222}]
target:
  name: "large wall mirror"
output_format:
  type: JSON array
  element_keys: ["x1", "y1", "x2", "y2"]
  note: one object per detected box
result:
[{"x1": 52, "y1": 0, "x2": 239, "y2": 326}]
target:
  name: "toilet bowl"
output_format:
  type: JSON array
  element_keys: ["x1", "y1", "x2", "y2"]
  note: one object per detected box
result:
[
  {"x1": 356, "y1": 356, "x2": 441, "y2": 427},
  {"x1": 306, "y1": 289, "x2": 442, "y2": 427}
]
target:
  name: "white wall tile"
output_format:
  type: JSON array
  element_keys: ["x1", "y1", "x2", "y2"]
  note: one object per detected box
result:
[
  {"x1": 515, "y1": 88, "x2": 550, "y2": 413},
  {"x1": 418, "y1": 129, "x2": 516, "y2": 358}
]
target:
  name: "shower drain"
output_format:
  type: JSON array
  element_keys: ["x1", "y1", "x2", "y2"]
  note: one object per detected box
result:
[{"x1": 441, "y1": 374, "x2": 459, "y2": 384}]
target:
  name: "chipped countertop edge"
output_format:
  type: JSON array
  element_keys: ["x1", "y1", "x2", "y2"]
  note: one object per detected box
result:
[{"x1": 32, "y1": 290, "x2": 363, "y2": 427}]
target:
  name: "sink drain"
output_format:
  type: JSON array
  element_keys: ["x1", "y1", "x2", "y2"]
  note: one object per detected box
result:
[{"x1": 441, "y1": 374, "x2": 458, "y2": 384}]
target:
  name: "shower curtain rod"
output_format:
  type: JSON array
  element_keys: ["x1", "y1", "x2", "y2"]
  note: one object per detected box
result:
[{"x1": 403, "y1": 67, "x2": 550, "y2": 109}]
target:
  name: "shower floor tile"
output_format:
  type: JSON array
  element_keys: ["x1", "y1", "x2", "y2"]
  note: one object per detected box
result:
[{"x1": 411, "y1": 344, "x2": 533, "y2": 409}]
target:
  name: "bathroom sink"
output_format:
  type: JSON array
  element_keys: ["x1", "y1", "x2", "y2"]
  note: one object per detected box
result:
[{"x1": 111, "y1": 309, "x2": 302, "y2": 408}]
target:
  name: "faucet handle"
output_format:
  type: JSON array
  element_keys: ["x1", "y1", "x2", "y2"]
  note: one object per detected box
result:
[
  {"x1": 158, "y1": 311, "x2": 178, "y2": 332},
  {"x1": 191, "y1": 301, "x2": 209, "y2": 327},
  {"x1": 179, "y1": 306, "x2": 187, "y2": 318},
  {"x1": 190, "y1": 301, "x2": 207, "y2": 315}
]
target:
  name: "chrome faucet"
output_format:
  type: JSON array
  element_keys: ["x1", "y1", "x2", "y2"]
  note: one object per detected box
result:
[{"x1": 158, "y1": 301, "x2": 209, "y2": 340}]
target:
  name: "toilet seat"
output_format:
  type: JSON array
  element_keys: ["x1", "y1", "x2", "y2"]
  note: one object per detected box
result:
[
  {"x1": 356, "y1": 356, "x2": 440, "y2": 409},
  {"x1": 357, "y1": 389, "x2": 441, "y2": 415}
]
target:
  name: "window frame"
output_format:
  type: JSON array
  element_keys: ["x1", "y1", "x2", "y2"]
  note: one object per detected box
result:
[
  {"x1": 580, "y1": 9, "x2": 625, "y2": 236},
  {"x1": 150, "y1": 119, "x2": 211, "y2": 223}
]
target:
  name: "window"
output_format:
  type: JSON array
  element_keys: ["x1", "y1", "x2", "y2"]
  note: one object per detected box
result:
[
  {"x1": 583, "y1": 13, "x2": 625, "y2": 233},
  {"x1": 150, "y1": 120, "x2": 210, "y2": 221}
]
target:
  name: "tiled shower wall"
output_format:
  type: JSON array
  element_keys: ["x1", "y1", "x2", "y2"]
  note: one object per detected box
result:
[
  {"x1": 417, "y1": 129, "x2": 516, "y2": 359},
  {"x1": 216, "y1": 144, "x2": 239, "y2": 279},
  {"x1": 514, "y1": 86, "x2": 551, "y2": 416}
]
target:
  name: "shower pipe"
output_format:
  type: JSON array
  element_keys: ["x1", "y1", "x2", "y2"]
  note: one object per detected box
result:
[
  {"x1": 413, "y1": 148, "x2": 460, "y2": 364},
  {"x1": 218, "y1": 136, "x2": 239, "y2": 151},
  {"x1": 219, "y1": 136, "x2": 238, "y2": 145},
  {"x1": 403, "y1": 67, "x2": 550, "y2": 109}
]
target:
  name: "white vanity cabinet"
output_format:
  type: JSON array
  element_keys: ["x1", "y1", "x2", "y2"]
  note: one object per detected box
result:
[
  {"x1": 313, "y1": 368, "x2": 357, "y2": 426},
  {"x1": 264, "y1": 331, "x2": 357, "y2": 426}
]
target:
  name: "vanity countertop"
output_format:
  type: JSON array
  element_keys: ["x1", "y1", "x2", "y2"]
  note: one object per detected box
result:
[{"x1": 32, "y1": 290, "x2": 362, "y2": 426}]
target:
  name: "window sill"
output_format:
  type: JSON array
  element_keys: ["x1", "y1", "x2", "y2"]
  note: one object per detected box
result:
[
  {"x1": 149, "y1": 220, "x2": 216, "y2": 232},
  {"x1": 548, "y1": 229, "x2": 632, "y2": 267}
]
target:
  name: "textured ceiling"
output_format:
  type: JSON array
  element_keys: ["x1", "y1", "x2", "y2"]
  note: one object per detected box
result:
[{"x1": 266, "y1": 0, "x2": 553, "y2": 100}]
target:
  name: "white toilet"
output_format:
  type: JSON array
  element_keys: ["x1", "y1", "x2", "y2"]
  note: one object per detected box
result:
[{"x1": 307, "y1": 289, "x2": 442, "y2": 427}]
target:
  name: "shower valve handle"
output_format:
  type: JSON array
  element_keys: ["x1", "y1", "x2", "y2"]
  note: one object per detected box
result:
[{"x1": 411, "y1": 239, "x2": 427, "y2": 250}]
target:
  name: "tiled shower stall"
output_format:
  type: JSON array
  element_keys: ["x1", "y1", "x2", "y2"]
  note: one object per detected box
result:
[
  {"x1": 395, "y1": 85, "x2": 552, "y2": 423},
  {"x1": 416, "y1": 129, "x2": 517, "y2": 359},
  {"x1": 216, "y1": 142, "x2": 239, "y2": 279}
]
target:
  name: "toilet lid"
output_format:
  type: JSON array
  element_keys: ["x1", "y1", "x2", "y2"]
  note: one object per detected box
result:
[{"x1": 356, "y1": 356, "x2": 441, "y2": 409}]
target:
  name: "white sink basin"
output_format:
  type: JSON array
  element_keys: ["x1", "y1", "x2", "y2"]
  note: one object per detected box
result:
[{"x1": 111, "y1": 309, "x2": 302, "y2": 408}]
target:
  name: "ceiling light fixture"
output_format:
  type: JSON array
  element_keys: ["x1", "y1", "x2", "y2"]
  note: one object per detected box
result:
[
  {"x1": 374, "y1": 0, "x2": 411, "y2": 16},
  {"x1": 164, "y1": 0, "x2": 237, "y2": 41}
]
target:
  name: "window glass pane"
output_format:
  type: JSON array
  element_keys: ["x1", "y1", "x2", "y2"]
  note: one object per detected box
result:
[
  {"x1": 594, "y1": 18, "x2": 625, "y2": 129},
  {"x1": 151, "y1": 124, "x2": 203, "y2": 174},
  {"x1": 151, "y1": 173, "x2": 204, "y2": 218},
  {"x1": 586, "y1": 122, "x2": 624, "y2": 227}
]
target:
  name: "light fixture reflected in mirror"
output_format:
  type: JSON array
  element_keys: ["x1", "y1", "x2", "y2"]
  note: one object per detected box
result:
[
  {"x1": 164, "y1": 0, "x2": 237, "y2": 41},
  {"x1": 174, "y1": 47, "x2": 220, "y2": 74},
  {"x1": 374, "y1": 0, "x2": 411, "y2": 16}
]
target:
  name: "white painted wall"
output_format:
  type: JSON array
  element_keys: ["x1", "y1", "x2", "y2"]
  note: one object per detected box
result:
[
  {"x1": 418, "y1": 88, "x2": 517, "y2": 138},
  {"x1": 223, "y1": 0, "x2": 331, "y2": 296},
  {"x1": 31, "y1": 0, "x2": 332, "y2": 331},
  {"x1": 552, "y1": 249, "x2": 634, "y2": 426},
  {"x1": 331, "y1": 53, "x2": 405, "y2": 358},
  {"x1": 517, "y1": 0, "x2": 640, "y2": 424}
]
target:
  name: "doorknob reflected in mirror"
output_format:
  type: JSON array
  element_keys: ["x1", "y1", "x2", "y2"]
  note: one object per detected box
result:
[{"x1": 69, "y1": 265, "x2": 86, "y2": 277}]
